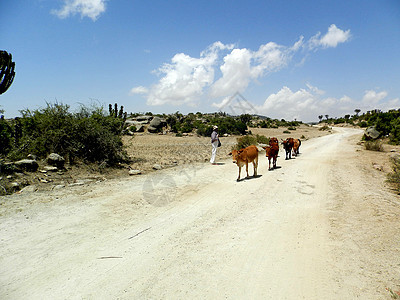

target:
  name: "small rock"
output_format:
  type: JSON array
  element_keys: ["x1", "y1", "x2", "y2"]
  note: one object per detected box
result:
[
  {"x1": 44, "y1": 166, "x2": 58, "y2": 172},
  {"x1": 47, "y1": 153, "x2": 65, "y2": 168},
  {"x1": 14, "y1": 159, "x2": 39, "y2": 172},
  {"x1": 27, "y1": 154, "x2": 37, "y2": 160},
  {"x1": 20, "y1": 185, "x2": 38, "y2": 193},
  {"x1": 147, "y1": 126, "x2": 158, "y2": 133},
  {"x1": 129, "y1": 169, "x2": 142, "y2": 175},
  {"x1": 52, "y1": 184, "x2": 65, "y2": 190},
  {"x1": 153, "y1": 164, "x2": 162, "y2": 170},
  {"x1": 372, "y1": 163, "x2": 383, "y2": 171},
  {"x1": 69, "y1": 182, "x2": 85, "y2": 187}
]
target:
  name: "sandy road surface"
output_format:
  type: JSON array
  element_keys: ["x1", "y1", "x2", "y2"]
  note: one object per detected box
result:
[{"x1": 1, "y1": 127, "x2": 400, "y2": 299}]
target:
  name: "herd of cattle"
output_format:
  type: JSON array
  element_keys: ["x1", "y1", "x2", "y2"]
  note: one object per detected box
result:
[{"x1": 228, "y1": 137, "x2": 301, "y2": 181}]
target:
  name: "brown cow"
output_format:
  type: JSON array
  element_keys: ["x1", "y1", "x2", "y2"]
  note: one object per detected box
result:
[
  {"x1": 262, "y1": 137, "x2": 279, "y2": 170},
  {"x1": 292, "y1": 138, "x2": 301, "y2": 156},
  {"x1": 228, "y1": 145, "x2": 258, "y2": 181},
  {"x1": 281, "y1": 137, "x2": 294, "y2": 160}
]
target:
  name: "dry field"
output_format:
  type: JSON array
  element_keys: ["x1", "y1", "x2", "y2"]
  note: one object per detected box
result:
[{"x1": 123, "y1": 124, "x2": 333, "y2": 174}]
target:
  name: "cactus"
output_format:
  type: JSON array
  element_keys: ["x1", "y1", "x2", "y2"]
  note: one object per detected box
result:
[
  {"x1": 0, "y1": 51, "x2": 15, "y2": 95},
  {"x1": 108, "y1": 103, "x2": 127, "y2": 120},
  {"x1": 118, "y1": 105, "x2": 124, "y2": 118}
]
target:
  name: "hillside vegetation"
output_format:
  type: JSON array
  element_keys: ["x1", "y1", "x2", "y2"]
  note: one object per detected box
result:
[{"x1": 320, "y1": 109, "x2": 400, "y2": 144}]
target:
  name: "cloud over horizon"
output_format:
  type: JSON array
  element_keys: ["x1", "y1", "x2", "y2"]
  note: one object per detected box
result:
[
  {"x1": 254, "y1": 86, "x2": 399, "y2": 122},
  {"x1": 52, "y1": 0, "x2": 106, "y2": 21},
  {"x1": 132, "y1": 24, "x2": 351, "y2": 110}
]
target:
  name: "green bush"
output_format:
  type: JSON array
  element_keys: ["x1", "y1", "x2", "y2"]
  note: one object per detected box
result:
[
  {"x1": 364, "y1": 140, "x2": 383, "y2": 152},
  {"x1": 0, "y1": 117, "x2": 12, "y2": 155},
  {"x1": 1, "y1": 103, "x2": 128, "y2": 165},
  {"x1": 390, "y1": 118, "x2": 400, "y2": 145},
  {"x1": 387, "y1": 156, "x2": 400, "y2": 194},
  {"x1": 256, "y1": 134, "x2": 269, "y2": 144},
  {"x1": 319, "y1": 125, "x2": 330, "y2": 131},
  {"x1": 234, "y1": 135, "x2": 257, "y2": 150}
]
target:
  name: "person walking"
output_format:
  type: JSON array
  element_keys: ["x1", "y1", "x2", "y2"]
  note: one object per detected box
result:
[{"x1": 210, "y1": 125, "x2": 219, "y2": 164}]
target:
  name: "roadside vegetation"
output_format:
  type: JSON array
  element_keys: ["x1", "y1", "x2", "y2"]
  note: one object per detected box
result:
[
  {"x1": 387, "y1": 156, "x2": 400, "y2": 194},
  {"x1": 319, "y1": 109, "x2": 400, "y2": 145},
  {"x1": 364, "y1": 140, "x2": 384, "y2": 152},
  {"x1": 0, "y1": 103, "x2": 128, "y2": 166}
]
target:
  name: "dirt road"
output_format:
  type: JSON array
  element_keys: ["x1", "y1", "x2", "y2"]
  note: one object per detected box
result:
[{"x1": 1, "y1": 127, "x2": 399, "y2": 299}]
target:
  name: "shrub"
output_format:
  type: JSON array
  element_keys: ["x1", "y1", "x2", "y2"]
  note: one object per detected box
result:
[
  {"x1": 390, "y1": 118, "x2": 400, "y2": 145},
  {"x1": 196, "y1": 124, "x2": 212, "y2": 137},
  {"x1": 256, "y1": 134, "x2": 269, "y2": 144},
  {"x1": 0, "y1": 117, "x2": 12, "y2": 155},
  {"x1": 288, "y1": 127, "x2": 296, "y2": 131},
  {"x1": 365, "y1": 140, "x2": 384, "y2": 152},
  {"x1": 233, "y1": 135, "x2": 257, "y2": 150},
  {"x1": 283, "y1": 130, "x2": 291, "y2": 134},
  {"x1": 387, "y1": 156, "x2": 400, "y2": 194},
  {"x1": 2, "y1": 103, "x2": 128, "y2": 165},
  {"x1": 319, "y1": 125, "x2": 330, "y2": 131},
  {"x1": 359, "y1": 121, "x2": 368, "y2": 128}
]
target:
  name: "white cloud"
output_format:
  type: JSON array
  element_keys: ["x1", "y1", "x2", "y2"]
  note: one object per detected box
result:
[
  {"x1": 52, "y1": 0, "x2": 106, "y2": 21},
  {"x1": 143, "y1": 42, "x2": 233, "y2": 106},
  {"x1": 361, "y1": 90, "x2": 387, "y2": 106},
  {"x1": 361, "y1": 90, "x2": 400, "y2": 112},
  {"x1": 129, "y1": 86, "x2": 148, "y2": 95},
  {"x1": 309, "y1": 24, "x2": 351, "y2": 50},
  {"x1": 210, "y1": 39, "x2": 302, "y2": 98},
  {"x1": 131, "y1": 25, "x2": 350, "y2": 109}
]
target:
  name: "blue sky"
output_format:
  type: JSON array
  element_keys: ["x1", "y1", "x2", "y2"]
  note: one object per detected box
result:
[{"x1": 1, "y1": 0, "x2": 399, "y2": 122}]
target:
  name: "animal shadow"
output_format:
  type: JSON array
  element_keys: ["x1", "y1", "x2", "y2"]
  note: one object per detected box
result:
[
  {"x1": 268, "y1": 166, "x2": 282, "y2": 171},
  {"x1": 237, "y1": 174, "x2": 262, "y2": 182}
]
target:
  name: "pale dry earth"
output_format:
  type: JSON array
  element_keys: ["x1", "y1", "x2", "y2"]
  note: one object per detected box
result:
[{"x1": 0, "y1": 127, "x2": 400, "y2": 299}]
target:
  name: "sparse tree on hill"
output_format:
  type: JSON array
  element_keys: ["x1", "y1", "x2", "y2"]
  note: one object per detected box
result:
[
  {"x1": 325, "y1": 114, "x2": 329, "y2": 120},
  {"x1": 354, "y1": 109, "x2": 361, "y2": 116},
  {"x1": 318, "y1": 115, "x2": 323, "y2": 122}
]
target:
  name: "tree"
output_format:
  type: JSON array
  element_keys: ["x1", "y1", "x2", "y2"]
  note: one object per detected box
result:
[
  {"x1": 325, "y1": 114, "x2": 329, "y2": 120},
  {"x1": 354, "y1": 109, "x2": 361, "y2": 116},
  {"x1": 0, "y1": 50, "x2": 16, "y2": 95},
  {"x1": 318, "y1": 115, "x2": 323, "y2": 122}
]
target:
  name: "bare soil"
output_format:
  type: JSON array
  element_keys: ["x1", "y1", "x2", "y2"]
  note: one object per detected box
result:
[{"x1": 1, "y1": 125, "x2": 400, "y2": 299}]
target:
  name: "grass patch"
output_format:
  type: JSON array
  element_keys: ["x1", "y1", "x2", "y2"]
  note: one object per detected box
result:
[
  {"x1": 365, "y1": 140, "x2": 384, "y2": 152},
  {"x1": 319, "y1": 125, "x2": 331, "y2": 131},
  {"x1": 387, "y1": 156, "x2": 400, "y2": 194},
  {"x1": 255, "y1": 134, "x2": 269, "y2": 144},
  {"x1": 233, "y1": 135, "x2": 257, "y2": 150}
]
